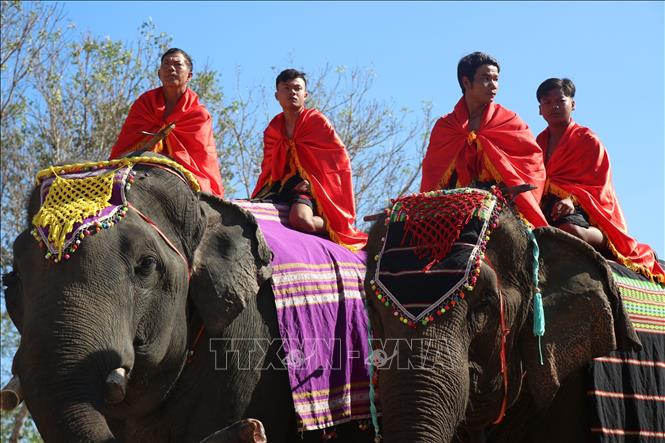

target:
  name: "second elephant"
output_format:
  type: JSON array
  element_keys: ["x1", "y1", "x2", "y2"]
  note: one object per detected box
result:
[{"x1": 363, "y1": 188, "x2": 639, "y2": 443}]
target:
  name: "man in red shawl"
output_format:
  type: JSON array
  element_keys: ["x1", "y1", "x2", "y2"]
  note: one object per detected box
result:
[
  {"x1": 110, "y1": 48, "x2": 224, "y2": 197},
  {"x1": 420, "y1": 52, "x2": 548, "y2": 227},
  {"x1": 252, "y1": 69, "x2": 367, "y2": 250},
  {"x1": 536, "y1": 77, "x2": 664, "y2": 283}
]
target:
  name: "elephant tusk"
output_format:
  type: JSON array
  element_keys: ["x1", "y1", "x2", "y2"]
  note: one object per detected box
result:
[
  {"x1": 104, "y1": 367, "x2": 128, "y2": 404},
  {"x1": 0, "y1": 375, "x2": 23, "y2": 411}
]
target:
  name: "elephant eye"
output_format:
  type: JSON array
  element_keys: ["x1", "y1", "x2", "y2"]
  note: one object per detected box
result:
[{"x1": 135, "y1": 255, "x2": 157, "y2": 276}]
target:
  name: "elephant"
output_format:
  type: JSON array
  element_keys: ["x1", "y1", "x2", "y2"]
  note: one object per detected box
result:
[
  {"x1": 363, "y1": 187, "x2": 639, "y2": 443},
  {"x1": 2, "y1": 155, "x2": 336, "y2": 442}
]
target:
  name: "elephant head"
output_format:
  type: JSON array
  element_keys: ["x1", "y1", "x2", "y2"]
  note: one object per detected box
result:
[
  {"x1": 364, "y1": 188, "x2": 639, "y2": 443},
  {"x1": 3, "y1": 155, "x2": 272, "y2": 442}
]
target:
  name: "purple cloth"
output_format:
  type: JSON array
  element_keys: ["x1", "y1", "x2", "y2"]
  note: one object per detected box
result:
[{"x1": 235, "y1": 200, "x2": 373, "y2": 431}]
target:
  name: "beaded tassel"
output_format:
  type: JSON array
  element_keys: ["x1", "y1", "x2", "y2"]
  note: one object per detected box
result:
[{"x1": 527, "y1": 229, "x2": 545, "y2": 365}]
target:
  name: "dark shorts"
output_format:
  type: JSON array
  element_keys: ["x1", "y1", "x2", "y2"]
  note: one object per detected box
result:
[
  {"x1": 541, "y1": 194, "x2": 590, "y2": 228},
  {"x1": 291, "y1": 193, "x2": 314, "y2": 209}
]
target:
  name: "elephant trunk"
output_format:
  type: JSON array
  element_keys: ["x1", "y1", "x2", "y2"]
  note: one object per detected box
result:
[
  {"x1": 22, "y1": 361, "x2": 117, "y2": 443},
  {"x1": 17, "y1": 301, "x2": 129, "y2": 442},
  {"x1": 378, "y1": 334, "x2": 469, "y2": 443}
]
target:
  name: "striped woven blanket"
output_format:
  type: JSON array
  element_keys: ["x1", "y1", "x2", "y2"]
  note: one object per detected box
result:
[
  {"x1": 234, "y1": 200, "x2": 373, "y2": 431},
  {"x1": 588, "y1": 262, "x2": 665, "y2": 441}
]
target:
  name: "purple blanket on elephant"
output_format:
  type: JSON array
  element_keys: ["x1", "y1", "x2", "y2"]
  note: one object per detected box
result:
[{"x1": 234, "y1": 200, "x2": 373, "y2": 431}]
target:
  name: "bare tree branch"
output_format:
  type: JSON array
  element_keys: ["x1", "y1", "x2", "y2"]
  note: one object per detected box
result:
[{"x1": 8, "y1": 403, "x2": 29, "y2": 443}]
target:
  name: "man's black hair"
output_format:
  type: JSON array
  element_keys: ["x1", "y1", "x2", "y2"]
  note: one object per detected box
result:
[
  {"x1": 276, "y1": 69, "x2": 307, "y2": 89},
  {"x1": 161, "y1": 48, "x2": 193, "y2": 72},
  {"x1": 536, "y1": 78, "x2": 576, "y2": 102},
  {"x1": 457, "y1": 51, "x2": 500, "y2": 93}
]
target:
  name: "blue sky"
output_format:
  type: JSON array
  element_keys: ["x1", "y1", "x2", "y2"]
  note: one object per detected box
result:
[{"x1": 62, "y1": 1, "x2": 665, "y2": 255}]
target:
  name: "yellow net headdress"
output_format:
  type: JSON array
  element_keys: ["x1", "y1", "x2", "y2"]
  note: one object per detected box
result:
[{"x1": 31, "y1": 156, "x2": 200, "y2": 262}]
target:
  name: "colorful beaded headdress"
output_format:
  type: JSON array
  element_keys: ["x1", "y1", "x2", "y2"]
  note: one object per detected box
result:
[
  {"x1": 369, "y1": 187, "x2": 506, "y2": 327},
  {"x1": 31, "y1": 156, "x2": 200, "y2": 262}
]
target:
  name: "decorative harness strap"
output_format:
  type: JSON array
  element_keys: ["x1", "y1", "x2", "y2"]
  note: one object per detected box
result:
[
  {"x1": 482, "y1": 257, "x2": 511, "y2": 425},
  {"x1": 485, "y1": 230, "x2": 544, "y2": 425},
  {"x1": 494, "y1": 286, "x2": 510, "y2": 425},
  {"x1": 127, "y1": 202, "x2": 190, "y2": 275},
  {"x1": 126, "y1": 203, "x2": 206, "y2": 365},
  {"x1": 124, "y1": 172, "x2": 206, "y2": 365}
]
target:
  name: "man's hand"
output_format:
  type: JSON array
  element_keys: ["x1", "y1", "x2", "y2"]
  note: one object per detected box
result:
[{"x1": 551, "y1": 196, "x2": 575, "y2": 221}]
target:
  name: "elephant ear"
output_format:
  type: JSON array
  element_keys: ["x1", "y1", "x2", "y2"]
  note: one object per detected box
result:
[
  {"x1": 189, "y1": 195, "x2": 272, "y2": 336},
  {"x1": 519, "y1": 226, "x2": 641, "y2": 408},
  {"x1": 2, "y1": 271, "x2": 23, "y2": 333}
]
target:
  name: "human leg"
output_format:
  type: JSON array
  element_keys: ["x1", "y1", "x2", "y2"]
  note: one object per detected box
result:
[
  {"x1": 558, "y1": 223, "x2": 606, "y2": 252},
  {"x1": 288, "y1": 201, "x2": 325, "y2": 234}
]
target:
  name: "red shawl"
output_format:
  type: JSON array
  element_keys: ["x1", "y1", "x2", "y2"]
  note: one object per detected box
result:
[
  {"x1": 251, "y1": 108, "x2": 367, "y2": 250},
  {"x1": 538, "y1": 120, "x2": 665, "y2": 283},
  {"x1": 420, "y1": 98, "x2": 547, "y2": 227},
  {"x1": 110, "y1": 87, "x2": 224, "y2": 197}
]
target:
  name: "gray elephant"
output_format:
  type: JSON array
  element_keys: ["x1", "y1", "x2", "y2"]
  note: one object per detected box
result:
[
  {"x1": 363, "y1": 188, "x2": 639, "y2": 443},
  {"x1": 2, "y1": 155, "x2": 336, "y2": 442}
]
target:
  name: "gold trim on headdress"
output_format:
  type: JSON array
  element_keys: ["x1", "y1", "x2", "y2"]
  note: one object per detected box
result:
[{"x1": 35, "y1": 156, "x2": 201, "y2": 192}]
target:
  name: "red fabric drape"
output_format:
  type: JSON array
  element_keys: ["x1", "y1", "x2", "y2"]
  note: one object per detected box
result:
[
  {"x1": 538, "y1": 120, "x2": 664, "y2": 283},
  {"x1": 110, "y1": 87, "x2": 224, "y2": 197},
  {"x1": 420, "y1": 98, "x2": 547, "y2": 227},
  {"x1": 252, "y1": 108, "x2": 367, "y2": 250}
]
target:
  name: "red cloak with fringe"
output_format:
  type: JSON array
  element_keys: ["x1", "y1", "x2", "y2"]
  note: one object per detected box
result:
[
  {"x1": 538, "y1": 120, "x2": 665, "y2": 283},
  {"x1": 110, "y1": 87, "x2": 224, "y2": 197},
  {"x1": 251, "y1": 108, "x2": 367, "y2": 250},
  {"x1": 420, "y1": 98, "x2": 548, "y2": 227}
]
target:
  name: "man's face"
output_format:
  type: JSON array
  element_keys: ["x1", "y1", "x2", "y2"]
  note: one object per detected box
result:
[
  {"x1": 158, "y1": 53, "x2": 192, "y2": 90},
  {"x1": 463, "y1": 64, "x2": 499, "y2": 106},
  {"x1": 539, "y1": 88, "x2": 575, "y2": 126},
  {"x1": 275, "y1": 78, "x2": 308, "y2": 112}
]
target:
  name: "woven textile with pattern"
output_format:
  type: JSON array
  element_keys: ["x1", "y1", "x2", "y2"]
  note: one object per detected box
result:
[{"x1": 234, "y1": 200, "x2": 373, "y2": 432}]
